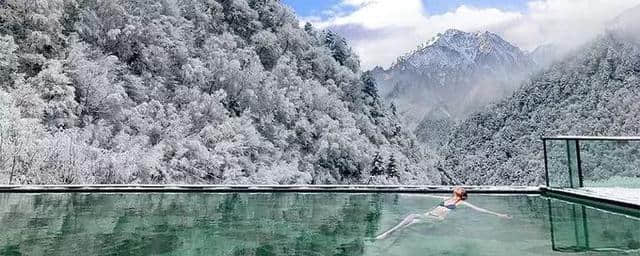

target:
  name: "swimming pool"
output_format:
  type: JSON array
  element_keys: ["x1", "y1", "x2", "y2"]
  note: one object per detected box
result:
[{"x1": 0, "y1": 193, "x2": 638, "y2": 255}]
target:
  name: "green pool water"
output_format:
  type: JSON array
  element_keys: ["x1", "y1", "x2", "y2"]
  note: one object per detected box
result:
[{"x1": 0, "y1": 193, "x2": 638, "y2": 256}]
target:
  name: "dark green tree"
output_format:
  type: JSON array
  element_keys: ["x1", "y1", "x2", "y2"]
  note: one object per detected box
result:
[
  {"x1": 361, "y1": 71, "x2": 378, "y2": 99},
  {"x1": 386, "y1": 155, "x2": 399, "y2": 178},
  {"x1": 370, "y1": 152, "x2": 385, "y2": 176}
]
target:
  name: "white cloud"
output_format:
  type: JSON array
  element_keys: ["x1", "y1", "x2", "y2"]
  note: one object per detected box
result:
[
  {"x1": 304, "y1": 0, "x2": 640, "y2": 69},
  {"x1": 498, "y1": 0, "x2": 640, "y2": 50}
]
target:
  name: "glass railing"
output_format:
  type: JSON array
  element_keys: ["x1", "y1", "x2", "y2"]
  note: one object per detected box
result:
[
  {"x1": 543, "y1": 136, "x2": 640, "y2": 189},
  {"x1": 547, "y1": 198, "x2": 640, "y2": 253}
]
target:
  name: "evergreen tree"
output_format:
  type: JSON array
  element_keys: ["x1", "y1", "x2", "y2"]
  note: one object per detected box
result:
[
  {"x1": 390, "y1": 102, "x2": 398, "y2": 116},
  {"x1": 361, "y1": 71, "x2": 378, "y2": 99},
  {"x1": 362, "y1": 71, "x2": 384, "y2": 119},
  {"x1": 323, "y1": 30, "x2": 359, "y2": 72},
  {"x1": 29, "y1": 60, "x2": 78, "y2": 128},
  {"x1": 370, "y1": 152, "x2": 385, "y2": 176},
  {"x1": 324, "y1": 31, "x2": 347, "y2": 64},
  {"x1": 304, "y1": 22, "x2": 313, "y2": 34},
  {"x1": 0, "y1": 35, "x2": 19, "y2": 88},
  {"x1": 386, "y1": 155, "x2": 399, "y2": 178}
]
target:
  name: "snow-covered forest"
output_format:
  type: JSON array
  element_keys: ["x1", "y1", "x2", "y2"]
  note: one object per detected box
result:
[
  {"x1": 367, "y1": 6, "x2": 640, "y2": 186},
  {"x1": 0, "y1": 0, "x2": 440, "y2": 185},
  {"x1": 440, "y1": 30, "x2": 640, "y2": 185},
  {"x1": 1, "y1": 0, "x2": 639, "y2": 186}
]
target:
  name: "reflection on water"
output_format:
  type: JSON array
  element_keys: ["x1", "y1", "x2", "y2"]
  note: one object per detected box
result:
[
  {"x1": 0, "y1": 193, "x2": 386, "y2": 256},
  {"x1": 548, "y1": 199, "x2": 640, "y2": 253},
  {"x1": 0, "y1": 193, "x2": 638, "y2": 256}
]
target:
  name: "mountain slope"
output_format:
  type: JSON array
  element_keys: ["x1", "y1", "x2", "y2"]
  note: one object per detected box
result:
[
  {"x1": 439, "y1": 32, "x2": 640, "y2": 185},
  {"x1": 0, "y1": 0, "x2": 437, "y2": 185},
  {"x1": 528, "y1": 44, "x2": 566, "y2": 68},
  {"x1": 608, "y1": 4, "x2": 640, "y2": 43},
  {"x1": 372, "y1": 29, "x2": 536, "y2": 144}
]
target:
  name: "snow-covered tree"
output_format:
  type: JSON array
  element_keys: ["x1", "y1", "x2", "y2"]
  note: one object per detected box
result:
[
  {"x1": 441, "y1": 31, "x2": 640, "y2": 185},
  {"x1": 0, "y1": 35, "x2": 19, "y2": 87},
  {"x1": 386, "y1": 155, "x2": 399, "y2": 178},
  {"x1": 28, "y1": 60, "x2": 78, "y2": 128},
  {"x1": 0, "y1": 0, "x2": 435, "y2": 185},
  {"x1": 370, "y1": 152, "x2": 385, "y2": 176}
]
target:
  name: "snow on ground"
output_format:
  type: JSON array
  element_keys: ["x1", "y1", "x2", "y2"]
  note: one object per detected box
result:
[{"x1": 581, "y1": 187, "x2": 640, "y2": 205}]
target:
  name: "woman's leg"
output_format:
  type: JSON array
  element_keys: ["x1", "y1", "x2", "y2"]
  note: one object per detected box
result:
[{"x1": 376, "y1": 214, "x2": 422, "y2": 240}]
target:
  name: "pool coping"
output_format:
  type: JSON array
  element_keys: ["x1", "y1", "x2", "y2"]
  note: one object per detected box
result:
[
  {"x1": 2, "y1": 185, "x2": 638, "y2": 215},
  {"x1": 0, "y1": 185, "x2": 543, "y2": 194},
  {"x1": 541, "y1": 187, "x2": 640, "y2": 212}
]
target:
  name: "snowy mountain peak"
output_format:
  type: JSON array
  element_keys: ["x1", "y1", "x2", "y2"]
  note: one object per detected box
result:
[
  {"x1": 391, "y1": 29, "x2": 533, "y2": 74},
  {"x1": 372, "y1": 29, "x2": 536, "y2": 136},
  {"x1": 428, "y1": 30, "x2": 508, "y2": 53},
  {"x1": 442, "y1": 28, "x2": 466, "y2": 36}
]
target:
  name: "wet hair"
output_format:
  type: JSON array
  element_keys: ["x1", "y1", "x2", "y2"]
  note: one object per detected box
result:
[{"x1": 454, "y1": 187, "x2": 468, "y2": 200}]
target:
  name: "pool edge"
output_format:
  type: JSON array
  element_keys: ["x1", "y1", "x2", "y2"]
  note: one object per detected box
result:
[
  {"x1": 541, "y1": 187, "x2": 640, "y2": 218},
  {"x1": 0, "y1": 185, "x2": 542, "y2": 194},
  {"x1": 2, "y1": 185, "x2": 637, "y2": 217}
]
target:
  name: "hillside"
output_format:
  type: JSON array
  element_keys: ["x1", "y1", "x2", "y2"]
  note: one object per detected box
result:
[
  {"x1": 0, "y1": 0, "x2": 438, "y2": 185},
  {"x1": 372, "y1": 29, "x2": 535, "y2": 145},
  {"x1": 528, "y1": 44, "x2": 566, "y2": 68},
  {"x1": 439, "y1": 31, "x2": 640, "y2": 185}
]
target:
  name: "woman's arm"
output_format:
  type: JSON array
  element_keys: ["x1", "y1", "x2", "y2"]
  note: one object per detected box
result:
[{"x1": 462, "y1": 202, "x2": 512, "y2": 219}]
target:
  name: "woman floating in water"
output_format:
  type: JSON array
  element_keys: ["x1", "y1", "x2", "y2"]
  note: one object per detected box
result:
[{"x1": 375, "y1": 187, "x2": 511, "y2": 240}]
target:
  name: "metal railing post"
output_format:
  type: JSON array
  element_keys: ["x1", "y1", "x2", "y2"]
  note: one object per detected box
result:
[
  {"x1": 543, "y1": 138, "x2": 550, "y2": 187},
  {"x1": 575, "y1": 140, "x2": 584, "y2": 188},
  {"x1": 565, "y1": 140, "x2": 575, "y2": 188}
]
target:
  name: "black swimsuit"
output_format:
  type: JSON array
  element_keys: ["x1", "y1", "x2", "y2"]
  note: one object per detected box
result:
[{"x1": 438, "y1": 201, "x2": 457, "y2": 210}]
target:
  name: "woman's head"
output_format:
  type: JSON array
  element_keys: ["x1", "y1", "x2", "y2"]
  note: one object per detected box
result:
[{"x1": 453, "y1": 187, "x2": 468, "y2": 200}]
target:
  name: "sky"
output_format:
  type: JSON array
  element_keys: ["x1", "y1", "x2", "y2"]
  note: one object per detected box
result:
[{"x1": 282, "y1": 0, "x2": 640, "y2": 69}]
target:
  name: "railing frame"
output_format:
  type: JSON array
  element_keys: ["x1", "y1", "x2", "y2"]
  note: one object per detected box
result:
[{"x1": 542, "y1": 136, "x2": 640, "y2": 188}]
